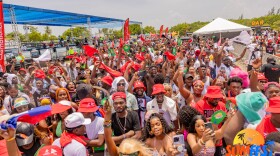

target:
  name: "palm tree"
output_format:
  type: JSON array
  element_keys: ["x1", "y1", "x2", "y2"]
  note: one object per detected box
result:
[{"x1": 237, "y1": 133, "x2": 248, "y2": 145}]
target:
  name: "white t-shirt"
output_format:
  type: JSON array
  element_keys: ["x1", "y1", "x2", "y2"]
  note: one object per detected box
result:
[
  {"x1": 216, "y1": 63, "x2": 234, "y2": 77},
  {"x1": 53, "y1": 138, "x2": 88, "y2": 156},
  {"x1": 86, "y1": 116, "x2": 104, "y2": 140},
  {"x1": 147, "y1": 96, "x2": 177, "y2": 126}
]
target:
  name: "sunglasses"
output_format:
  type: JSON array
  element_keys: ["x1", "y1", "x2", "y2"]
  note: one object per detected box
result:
[
  {"x1": 119, "y1": 151, "x2": 139, "y2": 156},
  {"x1": 117, "y1": 83, "x2": 126, "y2": 86}
]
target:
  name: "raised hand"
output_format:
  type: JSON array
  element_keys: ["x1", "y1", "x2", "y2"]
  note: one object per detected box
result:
[{"x1": 252, "y1": 58, "x2": 262, "y2": 69}]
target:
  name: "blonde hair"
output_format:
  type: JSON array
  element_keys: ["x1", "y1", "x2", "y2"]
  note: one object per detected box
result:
[{"x1": 119, "y1": 138, "x2": 152, "y2": 156}]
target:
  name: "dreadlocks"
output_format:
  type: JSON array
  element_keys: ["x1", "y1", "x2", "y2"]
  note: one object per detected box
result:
[
  {"x1": 142, "y1": 113, "x2": 174, "y2": 141},
  {"x1": 178, "y1": 105, "x2": 202, "y2": 129}
]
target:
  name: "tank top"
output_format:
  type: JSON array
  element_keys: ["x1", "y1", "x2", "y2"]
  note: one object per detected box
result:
[{"x1": 56, "y1": 120, "x2": 62, "y2": 138}]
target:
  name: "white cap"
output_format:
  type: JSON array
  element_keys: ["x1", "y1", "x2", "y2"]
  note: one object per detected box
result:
[{"x1": 64, "y1": 112, "x2": 91, "y2": 128}]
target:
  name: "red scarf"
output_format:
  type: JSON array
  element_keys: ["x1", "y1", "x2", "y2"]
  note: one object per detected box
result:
[{"x1": 60, "y1": 132, "x2": 88, "y2": 148}]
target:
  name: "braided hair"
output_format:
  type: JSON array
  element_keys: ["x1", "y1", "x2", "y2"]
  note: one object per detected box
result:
[
  {"x1": 142, "y1": 113, "x2": 174, "y2": 141},
  {"x1": 178, "y1": 105, "x2": 202, "y2": 130}
]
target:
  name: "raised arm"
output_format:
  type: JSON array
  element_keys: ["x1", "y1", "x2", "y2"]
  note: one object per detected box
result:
[
  {"x1": 177, "y1": 68, "x2": 193, "y2": 104},
  {"x1": 235, "y1": 47, "x2": 247, "y2": 62},
  {"x1": 250, "y1": 58, "x2": 262, "y2": 92},
  {"x1": 24, "y1": 72, "x2": 35, "y2": 91},
  {"x1": 103, "y1": 100, "x2": 119, "y2": 156}
]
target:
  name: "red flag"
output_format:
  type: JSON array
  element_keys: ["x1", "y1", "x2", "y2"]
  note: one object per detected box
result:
[
  {"x1": 99, "y1": 62, "x2": 123, "y2": 77},
  {"x1": 217, "y1": 38, "x2": 222, "y2": 47},
  {"x1": 111, "y1": 41, "x2": 115, "y2": 48},
  {"x1": 165, "y1": 27, "x2": 169, "y2": 36},
  {"x1": 83, "y1": 45, "x2": 98, "y2": 57},
  {"x1": 0, "y1": 1, "x2": 5, "y2": 72},
  {"x1": 163, "y1": 51, "x2": 176, "y2": 60},
  {"x1": 135, "y1": 53, "x2": 145, "y2": 62},
  {"x1": 120, "y1": 60, "x2": 132, "y2": 73},
  {"x1": 124, "y1": 18, "x2": 130, "y2": 42},
  {"x1": 140, "y1": 35, "x2": 146, "y2": 42},
  {"x1": 159, "y1": 25, "x2": 164, "y2": 38},
  {"x1": 119, "y1": 38, "x2": 124, "y2": 48},
  {"x1": 131, "y1": 63, "x2": 141, "y2": 71}
]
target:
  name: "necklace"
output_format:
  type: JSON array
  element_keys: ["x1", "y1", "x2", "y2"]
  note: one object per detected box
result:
[{"x1": 116, "y1": 111, "x2": 127, "y2": 134}]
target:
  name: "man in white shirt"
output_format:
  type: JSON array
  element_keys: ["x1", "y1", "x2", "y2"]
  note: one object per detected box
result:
[
  {"x1": 52, "y1": 112, "x2": 91, "y2": 156},
  {"x1": 146, "y1": 84, "x2": 178, "y2": 129},
  {"x1": 78, "y1": 98, "x2": 105, "y2": 154}
]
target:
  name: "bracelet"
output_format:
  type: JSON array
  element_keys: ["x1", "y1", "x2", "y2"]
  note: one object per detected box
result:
[
  {"x1": 104, "y1": 120, "x2": 111, "y2": 123},
  {"x1": 103, "y1": 123, "x2": 112, "y2": 128},
  {"x1": 6, "y1": 137, "x2": 15, "y2": 142},
  {"x1": 200, "y1": 139, "x2": 205, "y2": 145}
]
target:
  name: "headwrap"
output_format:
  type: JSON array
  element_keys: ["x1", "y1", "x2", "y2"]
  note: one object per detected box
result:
[
  {"x1": 193, "y1": 80, "x2": 205, "y2": 87},
  {"x1": 5, "y1": 74, "x2": 18, "y2": 84},
  {"x1": 111, "y1": 76, "x2": 129, "y2": 92},
  {"x1": 112, "y1": 92, "x2": 126, "y2": 101}
]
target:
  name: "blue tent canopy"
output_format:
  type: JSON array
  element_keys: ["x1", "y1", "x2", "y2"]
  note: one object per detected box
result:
[{"x1": 3, "y1": 3, "x2": 142, "y2": 27}]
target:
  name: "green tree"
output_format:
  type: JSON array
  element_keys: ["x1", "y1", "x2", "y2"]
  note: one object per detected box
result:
[
  {"x1": 272, "y1": 20, "x2": 280, "y2": 31},
  {"x1": 112, "y1": 29, "x2": 122, "y2": 39},
  {"x1": 41, "y1": 26, "x2": 52, "y2": 41},
  {"x1": 5, "y1": 32, "x2": 26, "y2": 41},
  {"x1": 49, "y1": 35, "x2": 58, "y2": 41},
  {"x1": 28, "y1": 27, "x2": 42, "y2": 41},
  {"x1": 62, "y1": 27, "x2": 90, "y2": 39},
  {"x1": 170, "y1": 23, "x2": 189, "y2": 36},
  {"x1": 143, "y1": 26, "x2": 156, "y2": 34},
  {"x1": 129, "y1": 24, "x2": 141, "y2": 35}
]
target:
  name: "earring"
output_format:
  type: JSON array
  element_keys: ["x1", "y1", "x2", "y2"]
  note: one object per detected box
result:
[{"x1": 149, "y1": 131, "x2": 153, "y2": 135}]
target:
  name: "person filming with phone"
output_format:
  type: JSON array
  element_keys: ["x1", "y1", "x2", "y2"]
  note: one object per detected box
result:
[{"x1": 187, "y1": 113, "x2": 233, "y2": 156}]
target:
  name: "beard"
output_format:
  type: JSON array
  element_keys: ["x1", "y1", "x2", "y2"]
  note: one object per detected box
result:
[{"x1": 208, "y1": 101, "x2": 218, "y2": 107}]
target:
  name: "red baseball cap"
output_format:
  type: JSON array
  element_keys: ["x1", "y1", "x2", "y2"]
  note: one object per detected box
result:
[
  {"x1": 112, "y1": 92, "x2": 126, "y2": 101},
  {"x1": 151, "y1": 84, "x2": 166, "y2": 95},
  {"x1": 101, "y1": 76, "x2": 113, "y2": 86},
  {"x1": 38, "y1": 145, "x2": 62, "y2": 156},
  {"x1": 266, "y1": 97, "x2": 280, "y2": 113},
  {"x1": 204, "y1": 86, "x2": 224, "y2": 99},
  {"x1": 133, "y1": 81, "x2": 146, "y2": 91},
  {"x1": 257, "y1": 73, "x2": 268, "y2": 81},
  {"x1": 78, "y1": 98, "x2": 99, "y2": 112},
  {"x1": 51, "y1": 100, "x2": 72, "y2": 114},
  {"x1": 35, "y1": 69, "x2": 46, "y2": 79}
]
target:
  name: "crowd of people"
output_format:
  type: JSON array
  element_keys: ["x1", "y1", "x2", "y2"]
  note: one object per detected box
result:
[{"x1": 0, "y1": 29, "x2": 280, "y2": 156}]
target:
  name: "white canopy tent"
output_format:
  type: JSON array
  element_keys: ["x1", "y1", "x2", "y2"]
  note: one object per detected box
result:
[{"x1": 193, "y1": 18, "x2": 252, "y2": 38}]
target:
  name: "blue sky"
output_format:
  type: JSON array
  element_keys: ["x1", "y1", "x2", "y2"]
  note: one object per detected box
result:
[{"x1": 4, "y1": 0, "x2": 280, "y2": 36}]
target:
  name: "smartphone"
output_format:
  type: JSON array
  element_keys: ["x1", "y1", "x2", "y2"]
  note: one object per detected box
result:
[
  {"x1": 205, "y1": 122, "x2": 213, "y2": 130},
  {"x1": 173, "y1": 134, "x2": 185, "y2": 156},
  {"x1": 138, "y1": 70, "x2": 147, "y2": 78},
  {"x1": 275, "y1": 152, "x2": 280, "y2": 156},
  {"x1": 163, "y1": 55, "x2": 167, "y2": 61}
]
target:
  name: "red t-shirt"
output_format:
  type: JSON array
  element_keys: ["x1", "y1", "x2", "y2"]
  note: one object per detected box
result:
[
  {"x1": 193, "y1": 99, "x2": 226, "y2": 147},
  {"x1": 0, "y1": 140, "x2": 8, "y2": 156},
  {"x1": 256, "y1": 115, "x2": 278, "y2": 138},
  {"x1": 193, "y1": 99, "x2": 226, "y2": 119}
]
